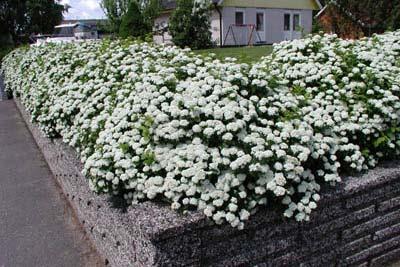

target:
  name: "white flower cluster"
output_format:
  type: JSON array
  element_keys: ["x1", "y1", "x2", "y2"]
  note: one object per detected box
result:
[
  {"x1": 249, "y1": 31, "x2": 400, "y2": 219},
  {"x1": 2, "y1": 31, "x2": 400, "y2": 229}
]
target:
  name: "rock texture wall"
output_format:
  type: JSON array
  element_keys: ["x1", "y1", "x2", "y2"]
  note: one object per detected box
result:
[
  {"x1": 0, "y1": 75, "x2": 7, "y2": 100},
  {"x1": 14, "y1": 97, "x2": 400, "y2": 267}
]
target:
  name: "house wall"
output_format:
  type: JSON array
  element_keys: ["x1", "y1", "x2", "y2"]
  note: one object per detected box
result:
[
  {"x1": 222, "y1": 0, "x2": 320, "y2": 10},
  {"x1": 211, "y1": 10, "x2": 222, "y2": 46},
  {"x1": 222, "y1": 7, "x2": 313, "y2": 46},
  {"x1": 153, "y1": 7, "x2": 314, "y2": 46}
]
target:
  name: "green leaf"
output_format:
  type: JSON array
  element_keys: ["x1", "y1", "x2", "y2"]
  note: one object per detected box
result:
[
  {"x1": 119, "y1": 143, "x2": 130, "y2": 153},
  {"x1": 142, "y1": 150, "x2": 155, "y2": 165},
  {"x1": 373, "y1": 136, "x2": 388, "y2": 148}
]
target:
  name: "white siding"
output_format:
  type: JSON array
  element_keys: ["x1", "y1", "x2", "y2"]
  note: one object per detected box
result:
[
  {"x1": 222, "y1": 7, "x2": 314, "y2": 46},
  {"x1": 210, "y1": 10, "x2": 221, "y2": 46},
  {"x1": 153, "y1": 7, "x2": 314, "y2": 46}
]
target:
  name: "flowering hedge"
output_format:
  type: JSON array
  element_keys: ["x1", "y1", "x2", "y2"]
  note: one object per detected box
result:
[{"x1": 2, "y1": 31, "x2": 400, "y2": 229}]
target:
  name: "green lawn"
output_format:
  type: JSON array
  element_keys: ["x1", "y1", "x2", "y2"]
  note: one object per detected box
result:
[{"x1": 195, "y1": 45, "x2": 273, "y2": 64}]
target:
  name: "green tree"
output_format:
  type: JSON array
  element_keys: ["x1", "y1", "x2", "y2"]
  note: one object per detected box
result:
[
  {"x1": 169, "y1": 0, "x2": 212, "y2": 49},
  {"x1": 0, "y1": 0, "x2": 23, "y2": 44},
  {"x1": 332, "y1": 0, "x2": 400, "y2": 36},
  {"x1": 119, "y1": 0, "x2": 150, "y2": 38},
  {"x1": 101, "y1": 0, "x2": 159, "y2": 36},
  {"x1": 26, "y1": 0, "x2": 65, "y2": 34},
  {"x1": 0, "y1": 0, "x2": 65, "y2": 44},
  {"x1": 101, "y1": 0, "x2": 131, "y2": 34},
  {"x1": 141, "y1": 0, "x2": 160, "y2": 30}
]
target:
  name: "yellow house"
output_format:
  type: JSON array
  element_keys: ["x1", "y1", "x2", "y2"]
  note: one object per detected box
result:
[{"x1": 154, "y1": 0, "x2": 322, "y2": 46}]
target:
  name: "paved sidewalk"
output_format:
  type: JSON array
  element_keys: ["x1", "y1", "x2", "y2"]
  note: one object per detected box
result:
[{"x1": 0, "y1": 100, "x2": 102, "y2": 267}]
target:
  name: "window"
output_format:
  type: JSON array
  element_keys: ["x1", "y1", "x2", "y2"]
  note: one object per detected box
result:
[
  {"x1": 235, "y1": 11, "x2": 244, "y2": 25},
  {"x1": 293, "y1": 14, "x2": 301, "y2": 31},
  {"x1": 284, "y1": 14, "x2": 290, "y2": 31},
  {"x1": 256, "y1": 13, "x2": 264, "y2": 31}
]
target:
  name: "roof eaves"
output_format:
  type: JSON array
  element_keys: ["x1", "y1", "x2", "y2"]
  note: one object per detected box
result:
[
  {"x1": 315, "y1": 0, "x2": 323, "y2": 9},
  {"x1": 315, "y1": 4, "x2": 329, "y2": 18}
]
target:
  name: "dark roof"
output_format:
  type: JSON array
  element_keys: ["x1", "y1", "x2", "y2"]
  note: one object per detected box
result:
[
  {"x1": 161, "y1": 0, "x2": 176, "y2": 10},
  {"x1": 61, "y1": 19, "x2": 106, "y2": 27}
]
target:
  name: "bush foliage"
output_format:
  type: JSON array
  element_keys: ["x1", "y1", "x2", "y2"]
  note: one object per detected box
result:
[
  {"x1": 169, "y1": 0, "x2": 212, "y2": 49},
  {"x1": 119, "y1": 1, "x2": 150, "y2": 38},
  {"x1": 1, "y1": 31, "x2": 400, "y2": 228}
]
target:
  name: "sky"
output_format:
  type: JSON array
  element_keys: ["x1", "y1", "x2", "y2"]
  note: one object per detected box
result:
[{"x1": 60, "y1": 0, "x2": 106, "y2": 20}]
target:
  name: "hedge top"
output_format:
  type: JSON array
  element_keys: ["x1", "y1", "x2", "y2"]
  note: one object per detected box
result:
[{"x1": 1, "y1": 31, "x2": 400, "y2": 228}]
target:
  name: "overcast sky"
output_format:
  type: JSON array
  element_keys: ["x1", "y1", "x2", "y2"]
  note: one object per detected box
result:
[{"x1": 60, "y1": 0, "x2": 106, "y2": 19}]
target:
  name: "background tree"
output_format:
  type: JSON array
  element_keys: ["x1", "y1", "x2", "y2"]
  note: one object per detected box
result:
[
  {"x1": 0, "y1": 0, "x2": 65, "y2": 44},
  {"x1": 101, "y1": 0, "x2": 160, "y2": 36},
  {"x1": 321, "y1": 0, "x2": 400, "y2": 37},
  {"x1": 100, "y1": 0, "x2": 131, "y2": 34},
  {"x1": 26, "y1": 0, "x2": 65, "y2": 34},
  {"x1": 0, "y1": 0, "x2": 26, "y2": 43},
  {"x1": 119, "y1": 0, "x2": 150, "y2": 38},
  {"x1": 388, "y1": 1, "x2": 400, "y2": 31},
  {"x1": 141, "y1": 0, "x2": 161, "y2": 31},
  {"x1": 169, "y1": 0, "x2": 212, "y2": 49}
]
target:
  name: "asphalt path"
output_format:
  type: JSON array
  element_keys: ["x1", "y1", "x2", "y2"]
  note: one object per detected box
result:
[{"x1": 0, "y1": 100, "x2": 102, "y2": 267}]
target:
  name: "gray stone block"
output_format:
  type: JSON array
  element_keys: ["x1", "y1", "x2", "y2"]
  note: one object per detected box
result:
[
  {"x1": 308, "y1": 205, "x2": 375, "y2": 238},
  {"x1": 344, "y1": 181, "x2": 400, "y2": 210},
  {"x1": 0, "y1": 74, "x2": 7, "y2": 100},
  {"x1": 344, "y1": 235, "x2": 400, "y2": 265},
  {"x1": 299, "y1": 251, "x2": 337, "y2": 267},
  {"x1": 374, "y1": 222, "x2": 400, "y2": 241},
  {"x1": 308, "y1": 202, "x2": 346, "y2": 224},
  {"x1": 343, "y1": 209, "x2": 400, "y2": 241},
  {"x1": 204, "y1": 244, "x2": 264, "y2": 267},
  {"x1": 378, "y1": 196, "x2": 400, "y2": 212},
  {"x1": 267, "y1": 252, "x2": 298, "y2": 267},
  {"x1": 344, "y1": 190, "x2": 383, "y2": 209},
  {"x1": 341, "y1": 235, "x2": 372, "y2": 257},
  {"x1": 370, "y1": 247, "x2": 400, "y2": 267},
  {"x1": 321, "y1": 163, "x2": 400, "y2": 206}
]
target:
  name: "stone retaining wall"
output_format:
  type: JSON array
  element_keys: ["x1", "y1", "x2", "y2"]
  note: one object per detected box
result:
[
  {"x1": 0, "y1": 75, "x2": 7, "y2": 100},
  {"x1": 14, "y1": 97, "x2": 400, "y2": 267}
]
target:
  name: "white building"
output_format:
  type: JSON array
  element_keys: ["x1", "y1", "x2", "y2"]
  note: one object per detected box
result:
[{"x1": 154, "y1": 0, "x2": 322, "y2": 46}]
